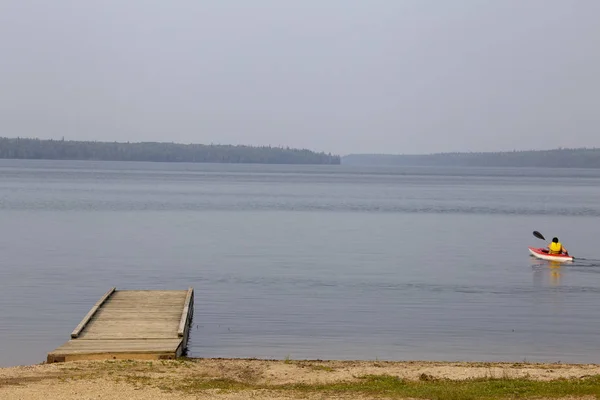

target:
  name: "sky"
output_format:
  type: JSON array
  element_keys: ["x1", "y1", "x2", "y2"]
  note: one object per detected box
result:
[{"x1": 1, "y1": 1, "x2": 599, "y2": 155}]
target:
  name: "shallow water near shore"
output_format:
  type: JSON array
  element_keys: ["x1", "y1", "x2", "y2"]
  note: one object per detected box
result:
[{"x1": 1, "y1": 160, "x2": 600, "y2": 367}]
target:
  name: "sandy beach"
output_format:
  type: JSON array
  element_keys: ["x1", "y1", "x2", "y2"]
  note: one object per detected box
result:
[{"x1": 2, "y1": 358, "x2": 600, "y2": 399}]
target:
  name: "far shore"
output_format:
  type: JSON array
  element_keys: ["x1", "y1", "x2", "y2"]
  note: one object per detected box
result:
[{"x1": 2, "y1": 357, "x2": 600, "y2": 399}]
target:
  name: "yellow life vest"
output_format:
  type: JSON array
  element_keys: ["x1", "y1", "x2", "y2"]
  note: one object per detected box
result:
[{"x1": 549, "y1": 242, "x2": 563, "y2": 254}]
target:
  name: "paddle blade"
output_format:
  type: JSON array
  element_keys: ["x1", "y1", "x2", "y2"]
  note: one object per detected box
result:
[{"x1": 533, "y1": 231, "x2": 546, "y2": 240}]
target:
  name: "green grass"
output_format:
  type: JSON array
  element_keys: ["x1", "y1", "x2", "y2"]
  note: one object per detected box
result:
[
  {"x1": 308, "y1": 365, "x2": 336, "y2": 372},
  {"x1": 168, "y1": 374, "x2": 600, "y2": 399}
]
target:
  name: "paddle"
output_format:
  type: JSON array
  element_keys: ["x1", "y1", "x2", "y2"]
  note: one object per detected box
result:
[{"x1": 533, "y1": 231, "x2": 546, "y2": 241}]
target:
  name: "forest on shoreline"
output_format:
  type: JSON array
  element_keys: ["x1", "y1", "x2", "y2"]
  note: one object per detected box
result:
[
  {"x1": 0, "y1": 137, "x2": 340, "y2": 165},
  {"x1": 342, "y1": 148, "x2": 600, "y2": 168}
]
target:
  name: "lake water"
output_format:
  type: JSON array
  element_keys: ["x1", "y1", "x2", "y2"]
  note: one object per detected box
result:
[{"x1": 2, "y1": 159, "x2": 600, "y2": 367}]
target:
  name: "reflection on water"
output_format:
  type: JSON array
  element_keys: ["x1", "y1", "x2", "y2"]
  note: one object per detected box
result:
[
  {"x1": 531, "y1": 259, "x2": 564, "y2": 286},
  {"x1": 549, "y1": 261, "x2": 562, "y2": 286}
]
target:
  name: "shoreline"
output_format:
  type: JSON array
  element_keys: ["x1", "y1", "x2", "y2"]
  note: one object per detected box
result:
[{"x1": 2, "y1": 358, "x2": 600, "y2": 399}]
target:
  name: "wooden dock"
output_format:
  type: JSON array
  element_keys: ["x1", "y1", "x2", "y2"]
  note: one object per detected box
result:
[{"x1": 47, "y1": 287, "x2": 194, "y2": 363}]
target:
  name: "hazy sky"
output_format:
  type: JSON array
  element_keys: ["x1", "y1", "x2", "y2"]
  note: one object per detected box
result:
[{"x1": 1, "y1": 1, "x2": 599, "y2": 155}]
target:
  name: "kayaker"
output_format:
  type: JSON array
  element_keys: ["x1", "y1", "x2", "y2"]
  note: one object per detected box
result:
[{"x1": 548, "y1": 237, "x2": 568, "y2": 256}]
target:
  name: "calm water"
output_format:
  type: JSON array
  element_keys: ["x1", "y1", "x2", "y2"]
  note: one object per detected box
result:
[{"x1": 2, "y1": 159, "x2": 600, "y2": 367}]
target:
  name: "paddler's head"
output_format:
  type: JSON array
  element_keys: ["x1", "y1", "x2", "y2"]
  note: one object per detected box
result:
[{"x1": 552, "y1": 237, "x2": 559, "y2": 243}]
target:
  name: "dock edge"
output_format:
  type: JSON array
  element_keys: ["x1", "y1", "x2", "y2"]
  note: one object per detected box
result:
[
  {"x1": 177, "y1": 287, "x2": 194, "y2": 354},
  {"x1": 71, "y1": 287, "x2": 116, "y2": 339}
]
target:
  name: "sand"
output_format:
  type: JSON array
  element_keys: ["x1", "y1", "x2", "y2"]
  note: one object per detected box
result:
[{"x1": 2, "y1": 358, "x2": 600, "y2": 399}]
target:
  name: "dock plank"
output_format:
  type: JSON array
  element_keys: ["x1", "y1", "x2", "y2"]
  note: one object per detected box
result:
[{"x1": 50, "y1": 339, "x2": 183, "y2": 353}]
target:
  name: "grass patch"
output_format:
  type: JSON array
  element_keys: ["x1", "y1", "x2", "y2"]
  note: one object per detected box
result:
[
  {"x1": 295, "y1": 375, "x2": 600, "y2": 399},
  {"x1": 309, "y1": 365, "x2": 336, "y2": 372},
  {"x1": 178, "y1": 378, "x2": 253, "y2": 392},
  {"x1": 123, "y1": 375, "x2": 154, "y2": 387},
  {"x1": 162, "y1": 374, "x2": 600, "y2": 399}
]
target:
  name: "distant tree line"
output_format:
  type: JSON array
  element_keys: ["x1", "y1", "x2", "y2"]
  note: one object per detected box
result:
[
  {"x1": 342, "y1": 148, "x2": 600, "y2": 168},
  {"x1": 0, "y1": 137, "x2": 341, "y2": 165}
]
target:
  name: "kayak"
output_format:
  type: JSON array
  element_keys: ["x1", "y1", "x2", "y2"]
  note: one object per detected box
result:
[{"x1": 528, "y1": 247, "x2": 573, "y2": 262}]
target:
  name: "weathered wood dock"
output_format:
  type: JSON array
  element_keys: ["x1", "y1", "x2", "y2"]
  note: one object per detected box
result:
[{"x1": 47, "y1": 287, "x2": 194, "y2": 363}]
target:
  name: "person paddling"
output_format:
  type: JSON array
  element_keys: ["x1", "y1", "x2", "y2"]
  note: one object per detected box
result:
[{"x1": 548, "y1": 237, "x2": 568, "y2": 256}]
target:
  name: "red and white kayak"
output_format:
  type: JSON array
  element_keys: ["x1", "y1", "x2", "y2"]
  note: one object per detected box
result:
[{"x1": 528, "y1": 247, "x2": 573, "y2": 262}]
